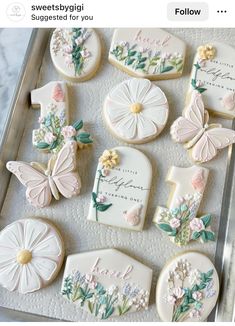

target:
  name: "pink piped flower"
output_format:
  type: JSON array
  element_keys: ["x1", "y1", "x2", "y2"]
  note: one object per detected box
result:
[
  {"x1": 191, "y1": 169, "x2": 205, "y2": 192},
  {"x1": 189, "y1": 308, "x2": 201, "y2": 319},
  {"x1": 190, "y1": 218, "x2": 205, "y2": 232},
  {"x1": 38, "y1": 116, "x2": 45, "y2": 124},
  {"x1": 167, "y1": 295, "x2": 176, "y2": 305},
  {"x1": 85, "y1": 274, "x2": 97, "y2": 289},
  {"x1": 221, "y1": 91, "x2": 235, "y2": 111},
  {"x1": 172, "y1": 287, "x2": 185, "y2": 299},
  {"x1": 169, "y1": 217, "x2": 181, "y2": 229},
  {"x1": 96, "y1": 195, "x2": 106, "y2": 203},
  {"x1": 102, "y1": 169, "x2": 110, "y2": 177},
  {"x1": 192, "y1": 291, "x2": 203, "y2": 301},
  {"x1": 44, "y1": 132, "x2": 56, "y2": 144},
  {"x1": 52, "y1": 83, "x2": 65, "y2": 102},
  {"x1": 80, "y1": 49, "x2": 91, "y2": 58},
  {"x1": 61, "y1": 125, "x2": 76, "y2": 139},
  {"x1": 63, "y1": 45, "x2": 73, "y2": 54},
  {"x1": 65, "y1": 54, "x2": 73, "y2": 65}
]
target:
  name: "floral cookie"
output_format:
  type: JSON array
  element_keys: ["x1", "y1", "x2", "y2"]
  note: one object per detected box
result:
[
  {"x1": 6, "y1": 141, "x2": 81, "y2": 208},
  {"x1": 61, "y1": 249, "x2": 152, "y2": 319},
  {"x1": 109, "y1": 28, "x2": 186, "y2": 80},
  {"x1": 87, "y1": 147, "x2": 152, "y2": 231},
  {"x1": 188, "y1": 42, "x2": 235, "y2": 119},
  {"x1": 50, "y1": 28, "x2": 101, "y2": 82},
  {"x1": 103, "y1": 78, "x2": 169, "y2": 144},
  {"x1": 156, "y1": 251, "x2": 219, "y2": 322},
  {"x1": 31, "y1": 81, "x2": 92, "y2": 153},
  {"x1": 153, "y1": 165, "x2": 215, "y2": 246},
  {"x1": 170, "y1": 90, "x2": 235, "y2": 163},
  {"x1": 0, "y1": 218, "x2": 64, "y2": 294}
]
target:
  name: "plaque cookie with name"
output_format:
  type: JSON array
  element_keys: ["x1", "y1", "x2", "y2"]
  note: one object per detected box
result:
[
  {"x1": 61, "y1": 249, "x2": 153, "y2": 319},
  {"x1": 87, "y1": 146, "x2": 152, "y2": 231},
  {"x1": 109, "y1": 28, "x2": 186, "y2": 80}
]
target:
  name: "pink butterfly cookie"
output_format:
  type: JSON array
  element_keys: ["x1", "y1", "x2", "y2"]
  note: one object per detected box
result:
[
  {"x1": 6, "y1": 141, "x2": 81, "y2": 208},
  {"x1": 171, "y1": 90, "x2": 235, "y2": 163}
]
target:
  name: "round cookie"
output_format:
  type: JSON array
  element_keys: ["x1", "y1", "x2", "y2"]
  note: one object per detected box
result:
[
  {"x1": 103, "y1": 78, "x2": 169, "y2": 144},
  {"x1": 50, "y1": 28, "x2": 101, "y2": 82},
  {"x1": 156, "y1": 251, "x2": 219, "y2": 322},
  {"x1": 0, "y1": 218, "x2": 65, "y2": 294}
]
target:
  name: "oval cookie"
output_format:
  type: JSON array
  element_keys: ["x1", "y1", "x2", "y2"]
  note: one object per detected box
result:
[
  {"x1": 104, "y1": 78, "x2": 169, "y2": 144},
  {"x1": 50, "y1": 28, "x2": 101, "y2": 82},
  {"x1": 156, "y1": 251, "x2": 219, "y2": 322},
  {"x1": 0, "y1": 219, "x2": 64, "y2": 294}
]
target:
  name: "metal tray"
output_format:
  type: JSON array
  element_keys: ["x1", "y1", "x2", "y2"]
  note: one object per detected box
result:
[{"x1": 0, "y1": 28, "x2": 234, "y2": 322}]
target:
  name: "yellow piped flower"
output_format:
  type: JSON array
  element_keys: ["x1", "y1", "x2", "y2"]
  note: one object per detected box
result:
[
  {"x1": 99, "y1": 149, "x2": 119, "y2": 169},
  {"x1": 197, "y1": 44, "x2": 216, "y2": 60}
]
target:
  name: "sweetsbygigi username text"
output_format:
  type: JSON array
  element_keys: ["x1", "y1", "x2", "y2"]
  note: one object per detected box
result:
[{"x1": 31, "y1": 3, "x2": 84, "y2": 13}]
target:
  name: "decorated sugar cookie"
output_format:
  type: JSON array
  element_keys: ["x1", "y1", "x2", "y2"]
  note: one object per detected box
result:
[
  {"x1": 153, "y1": 165, "x2": 215, "y2": 246},
  {"x1": 50, "y1": 28, "x2": 101, "y2": 82},
  {"x1": 31, "y1": 81, "x2": 92, "y2": 153},
  {"x1": 171, "y1": 90, "x2": 235, "y2": 163},
  {"x1": 103, "y1": 78, "x2": 169, "y2": 144},
  {"x1": 188, "y1": 42, "x2": 235, "y2": 119},
  {"x1": 6, "y1": 141, "x2": 81, "y2": 208},
  {"x1": 87, "y1": 147, "x2": 152, "y2": 231},
  {"x1": 109, "y1": 28, "x2": 186, "y2": 80},
  {"x1": 61, "y1": 249, "x2": 152, "y2": 319},
  {"x1": 156, "y1": 251, "x2": 219, "y2": 322},
  {"x1": 0, "y1": 218, "x2": 64, "y2": 294}
]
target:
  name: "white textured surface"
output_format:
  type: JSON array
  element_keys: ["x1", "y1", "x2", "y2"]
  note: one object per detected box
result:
[{"x1": 0, "y1": 28, "x2": 234, "y2": 321}]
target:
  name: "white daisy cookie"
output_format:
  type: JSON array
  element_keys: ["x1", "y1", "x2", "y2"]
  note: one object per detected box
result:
[
  {"x1": 0, "y1": 218, "x2": 64, "y2": 294},
  {"x1": 103, "y1": 78, "x2": 169, "y2": 144}
]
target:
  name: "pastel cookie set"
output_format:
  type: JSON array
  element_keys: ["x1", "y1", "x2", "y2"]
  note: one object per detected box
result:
[{"x1": 3, "y1": 28, "x2": 235, "y2": 321}]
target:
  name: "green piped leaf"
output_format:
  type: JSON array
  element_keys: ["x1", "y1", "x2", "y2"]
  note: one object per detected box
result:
[
  {"x1": 73, "y1": 120, "x2": 83, "y2": 131},
  {"x1": 36, "y1": 142, "x2": 50, "y2": 149},
  {"x1": 158, "y1": 223, "x2": 173, "y2": 233},
  {"x1": 192, "y1": 231, "x2": 201, "y2": 240},
  {"x1": 97, "y1": 203, "x2": 112, "y2": 212},
  {"x1": 201, "y1": 214, "x2": 212, "y2": 227},
  {"x1": 160, "y1": 66, "x2": 174, "y2": 73}
]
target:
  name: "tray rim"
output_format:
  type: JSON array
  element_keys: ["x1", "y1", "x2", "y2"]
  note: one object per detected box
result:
[{"x1": 0, "y1": 27, "x2": 235, "y2": 322}]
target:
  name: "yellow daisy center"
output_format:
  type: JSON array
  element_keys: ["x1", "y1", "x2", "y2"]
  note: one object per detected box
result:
[
  {"x1": 17, "y1": 249, "x2": 32, "y2": 265},
  {"x1": 130, "y1": 102, "x2": 142, "y2": 114}
]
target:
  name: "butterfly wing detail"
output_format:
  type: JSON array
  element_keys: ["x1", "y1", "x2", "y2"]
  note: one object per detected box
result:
[
  {"x1": 6, "y1": 161, "x2": 51, "y2": 208},
  {"x1": 52, "y1": 141, "x2": 81, "y2": 198},
  {"x1": 171, "y1": 91, "x2": 205, "y2": 143},
  {"x1": 191, "y1": 128, "x2": 235, "y2": 163}
]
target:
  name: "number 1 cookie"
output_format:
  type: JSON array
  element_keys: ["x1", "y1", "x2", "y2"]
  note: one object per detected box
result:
[
  {"x1": 156, "y1": 251, "x2": 219, "y2": 322},
  {"x1": 109, "y1": 28, "x2": 186, "y2": 80},
  {"x1": 50, "y1": 28, "x2": 101, "y2": 82},
  {"x1": 153, "y1": 165, "x2": 215, "y2": 246},
  {"x1": 87, "y1": 147, "x2": 152, "y2": 231},
  {"x1": 31, "y1": 81, "x2": 93, "y2": 153}
]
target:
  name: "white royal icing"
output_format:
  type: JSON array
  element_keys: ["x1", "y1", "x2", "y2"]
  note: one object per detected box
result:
[
  {"x1": 87, "y1": 147, "x2": 152, "y2": 231},
  {"x1": 109, "y1": 28, "x2": 186, "y2": 80},
  {"x1": 0, "y1": 219, "x2": 64, "y2": 294},
  {"x1": 153, "y1": 165, "x2": 215, "y2": 246},
  {"x1": 156, "y1": 251, "x2": 219, "y2": 322},
  {"x1": 103, "y1": 78, "x2": 169, "y2": 143},
  {"x1": 188, "y1": 42, "x2": 235, "y2": 118},
  {"x1": 50, "y1": 28, "x2": 101, "y2": 82},
  {"x1": 31, "y1": 81, "x2": 93, "y2": 153},
  {"x1": 61, "y1": 249, "x2": 152, "y2": 319}
]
